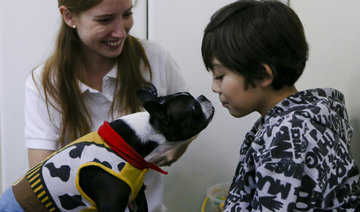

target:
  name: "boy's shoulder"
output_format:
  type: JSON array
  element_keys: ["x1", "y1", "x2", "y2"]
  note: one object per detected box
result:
[
  {"x1": 266, "y1": 88, "x2": 348, "y2": 126},
  {"x1": 261, "y1": 87, "x2": 352, "y2": 148}
]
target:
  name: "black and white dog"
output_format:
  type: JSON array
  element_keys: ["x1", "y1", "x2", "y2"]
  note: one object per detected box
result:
[{"x1": 3, "y1": 84, "x2": 214, "y2": 212}]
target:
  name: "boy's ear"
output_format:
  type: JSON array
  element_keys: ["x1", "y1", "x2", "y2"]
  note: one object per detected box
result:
[
  {"x1": 260, "y1": 64, "x2": 274, "y2": 87},
  {"x1": 59, "y1": 6, "x2": 76, "y2": 28}
]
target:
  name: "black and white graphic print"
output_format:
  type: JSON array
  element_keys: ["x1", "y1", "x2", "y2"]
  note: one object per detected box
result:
[{"x1": 224, "y1": 88, "x2": 360, "y2": 211}]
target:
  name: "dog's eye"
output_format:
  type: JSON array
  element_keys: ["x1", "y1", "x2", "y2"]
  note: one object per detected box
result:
[{"x1": 192, "y1": 104, "x2": 199, "y2": 111}]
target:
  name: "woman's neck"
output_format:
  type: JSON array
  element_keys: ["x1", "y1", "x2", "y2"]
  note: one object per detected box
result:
[{"x1": 81, "y1": 52, "x2": 115, "y2": 92}]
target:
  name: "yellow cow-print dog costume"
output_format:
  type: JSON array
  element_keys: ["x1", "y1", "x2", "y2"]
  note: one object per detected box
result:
[{"x1": 12, "y1": 123, "x2": 150, "y2": 212}]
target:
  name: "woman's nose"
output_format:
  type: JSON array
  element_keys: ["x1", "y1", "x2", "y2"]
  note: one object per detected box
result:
[
  {"x1": 112, "y1": 17, "x2": 133, "y2": 38},
  {"x1": 112, "y1": 21, "x2": 127, "y2": 38}
]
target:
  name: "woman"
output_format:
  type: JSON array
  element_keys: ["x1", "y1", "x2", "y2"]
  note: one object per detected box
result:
[{"x1": 24, "y1": 0, "x2": 189, "y2": 211}]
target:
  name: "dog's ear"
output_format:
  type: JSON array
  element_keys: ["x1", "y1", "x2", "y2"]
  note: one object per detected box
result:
[
  {"x1": 137, "y1": 90, "x2": 157, "y2": 104},
  {"x1": 137, "y1": 83, "x2": 158, "y2": 103},
  {"x1": 143, "y1": 101, "x2": 167, "y2": 122}
]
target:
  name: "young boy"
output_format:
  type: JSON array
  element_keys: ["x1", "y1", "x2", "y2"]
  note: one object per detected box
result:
[{"x1": 201, "y1": 0, "x2": 360, "y2": 211}]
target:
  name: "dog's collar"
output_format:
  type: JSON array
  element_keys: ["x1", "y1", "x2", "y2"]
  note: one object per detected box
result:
[{"x1": 98, "y1": 121, "x2": 168, "y2": 175}]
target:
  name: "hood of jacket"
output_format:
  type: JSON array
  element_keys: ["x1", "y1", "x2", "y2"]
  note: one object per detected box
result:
[{"x1": 264, "y1": 88, "x2": 353, "y2": 145}]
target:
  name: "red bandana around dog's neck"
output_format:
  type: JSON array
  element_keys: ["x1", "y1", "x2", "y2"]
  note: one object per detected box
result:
[{"x1": 98, "y1": 121, "x2": 168, "y2": 175}]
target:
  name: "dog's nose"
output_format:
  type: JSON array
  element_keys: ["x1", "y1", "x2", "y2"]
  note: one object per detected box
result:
[{"x1": 197, "y1": 95, "x2": 209, "y2": 103}]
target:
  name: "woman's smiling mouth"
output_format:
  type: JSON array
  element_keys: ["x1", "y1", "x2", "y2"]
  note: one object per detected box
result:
[{"x1": 106, "y1": 40, "x2": 121, "y2": 48}]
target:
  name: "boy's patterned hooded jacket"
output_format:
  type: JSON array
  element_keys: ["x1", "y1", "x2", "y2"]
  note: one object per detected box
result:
[{"x1": 224, "y1": 88, "x2": 360, "y2": 211}]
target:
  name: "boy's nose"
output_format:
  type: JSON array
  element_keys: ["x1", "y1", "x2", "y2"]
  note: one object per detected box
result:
[{"x1": 211, "y1": 80, "x2": 221, "y2": 93}]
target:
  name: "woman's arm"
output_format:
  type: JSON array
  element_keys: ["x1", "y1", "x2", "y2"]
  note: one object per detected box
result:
[
  {"x1": 28, "y1": 149, "x2": 55, "y2": 168},
  {"x1": 25, "y1": 67, "x2": 60, "y2": 168}
]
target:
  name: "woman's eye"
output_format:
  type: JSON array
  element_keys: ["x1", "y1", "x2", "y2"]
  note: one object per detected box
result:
[
  {"x1": 124, "y1": 12, "x2": 133, "y2": 18},
  {"x1": 96, "y1": 18, "x2": 111, "y2": 23}
]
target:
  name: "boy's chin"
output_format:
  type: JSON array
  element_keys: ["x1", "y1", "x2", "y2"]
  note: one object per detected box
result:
[
  {"x1": 228, "y1": 109, "x2": 249, "y2": 118},
  {"x1": 228, "y1": 110, "x2": 242, "y2": 118}
]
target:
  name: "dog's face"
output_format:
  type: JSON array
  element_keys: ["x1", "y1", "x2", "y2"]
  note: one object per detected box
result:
[{"x1": 137, "y1": 84, "x2": 215, "y2": 142}]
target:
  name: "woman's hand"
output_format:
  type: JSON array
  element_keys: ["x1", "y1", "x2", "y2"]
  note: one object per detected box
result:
[{"x1": 149, "y1": 136, "x2": 198, "y2": 166}]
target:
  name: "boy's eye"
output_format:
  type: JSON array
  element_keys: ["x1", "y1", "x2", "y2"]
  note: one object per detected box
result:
[{"x1": 214, "y1": 75, "x2": 224, "y2": 80}]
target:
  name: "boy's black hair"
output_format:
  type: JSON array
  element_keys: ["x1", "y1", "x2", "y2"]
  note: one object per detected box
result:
[{"x1": 201, "y1": 0, "x2": 308, "y2": 89}]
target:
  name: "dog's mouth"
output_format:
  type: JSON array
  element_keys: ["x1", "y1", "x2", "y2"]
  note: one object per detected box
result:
[{"x1": 197, "y1": 95, "x2": 215, "y2": 127}]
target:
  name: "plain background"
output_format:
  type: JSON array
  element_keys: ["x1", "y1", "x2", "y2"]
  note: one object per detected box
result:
[{"x1": 1, "y1": 0, "x2": 359, "y2": 211}]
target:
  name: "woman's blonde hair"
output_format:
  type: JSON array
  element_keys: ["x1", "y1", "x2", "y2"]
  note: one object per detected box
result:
[{"x1": 37, "y1": 0, "x2": 152, "y2": 147}]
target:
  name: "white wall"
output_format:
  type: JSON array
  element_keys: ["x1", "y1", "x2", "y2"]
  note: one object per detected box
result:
[
  {"x1": 1, "y1": 0, "x2": 359, "y2": 212},
  {"x1": 0, "y1": 0, "x2": 60, "y2": 191},
  {"x1": 0, "y1": 4, "x2": 3, "y2": 192}
]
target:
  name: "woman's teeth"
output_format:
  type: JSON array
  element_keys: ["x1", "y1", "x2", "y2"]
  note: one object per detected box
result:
[{"x1": 107, "y1": 40, "x2": 121, "y2": 47}]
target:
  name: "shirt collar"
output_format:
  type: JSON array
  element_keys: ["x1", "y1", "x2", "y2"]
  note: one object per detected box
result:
[
  {"x1": 78, "y1": 65, "x2": 117, "y2": 94},
  {"x1": 106, "y1": 65, "x2": 117, "y2": 79}
]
